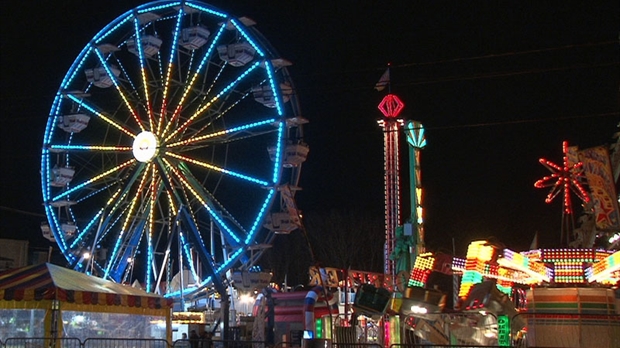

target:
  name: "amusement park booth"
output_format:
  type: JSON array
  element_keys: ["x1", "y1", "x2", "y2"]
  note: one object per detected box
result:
[{"x1": 0, "y1": 263, "x2": 172, "y2": 343}]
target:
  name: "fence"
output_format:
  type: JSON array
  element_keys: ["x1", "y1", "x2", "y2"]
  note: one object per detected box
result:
[
  {"x1": 512, "y1": 312, "x2": 620, "y2": 348},
  {"x1": 2, "y1": 312, "x2": 619, "y2": 348},
  {"x1": 0, "y1": 338, "x2": 266, "y2": 348}
]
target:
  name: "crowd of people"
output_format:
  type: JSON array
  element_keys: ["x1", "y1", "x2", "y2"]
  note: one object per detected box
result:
[{"x1": 179, "y1": 329, "x2": 213, "y2": 348}]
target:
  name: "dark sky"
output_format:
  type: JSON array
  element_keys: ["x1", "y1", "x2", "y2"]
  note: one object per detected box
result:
[{"x1": 1, "y1": 1, "x2": 618, "y2": 259}]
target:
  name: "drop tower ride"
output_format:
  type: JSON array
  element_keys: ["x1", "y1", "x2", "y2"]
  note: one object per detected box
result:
[{"x1": 377, "y1": 94, "x2": 405, "y2": 279}]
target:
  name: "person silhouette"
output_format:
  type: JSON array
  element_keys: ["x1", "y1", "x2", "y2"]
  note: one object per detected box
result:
[{"x1": 189, "y1": 330, "x2": 200, "y2": 348}]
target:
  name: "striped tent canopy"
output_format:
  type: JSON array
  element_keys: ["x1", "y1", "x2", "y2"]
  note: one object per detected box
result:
[{"x1": 0, "y1": 263, "x2": 172, "y2": 309}]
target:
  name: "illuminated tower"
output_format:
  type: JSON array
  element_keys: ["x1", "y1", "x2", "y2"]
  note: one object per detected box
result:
[
  {"x1": 405, "y1": 120, "x2": 426, "y2": 258},
  {"x1": 377, "y1": 94, "x2": 405, "y2": 278}
]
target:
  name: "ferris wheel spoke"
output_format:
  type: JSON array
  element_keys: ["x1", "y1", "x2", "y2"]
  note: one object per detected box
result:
[
  {"x1": 166, "y1": 117, "x2": 277, "y2": 148},
  {"x1": 165, "y1": 152, "x2": 269, "y2": 186},
  {"x1": 144, "y1": 166, "x2": 164, "y2": 291},
  {"x1": 163, "y1": 158, "x2": 245, "y2": 247},
  {"x1": 164, "y1": 61, "x2": 262, "y2": 142},
  {"x1": 72, "y1": 182, "x2": 117, "y2": 205},
  {"x1": 132, "y1": 17, "x2": 157, "y2": 131},
  {"x1": 92, "y1": 48, "x2": 146, "y2": 132},
  {"x1": 157, "y1": 168, "x2": 210, "y2": 286},
  {"x1": 49, "y1": 144, "x2": 132, "y2": 152},
  {"x1": 104, "y1": 164, "x2": 151, "y2": 278},
  {"x1": 177, "y1": 90, "x2": 251, "y2": 140},
  {"x1": 69, "y1": 187, "x2": 125, "y2": 249},
  {"x1": 153, "y1": 175, "x2": 210, "y2": 293},
  {"x1": 65, "y1": 94, "x2": 137, "y2": 138},
  {"x1": 112, "y1": 57, "x2": 142, "y2": 101},
  {"x1": 52, "y1": 159, "x2": 136, "y2": 201},
  {"x1": 73, "y1": 172, "x2": 144, "y2": 262},
  {"x1": 176, "y1": 160, "x2": 250, "y2": 235},
  {"x1": 156, "y1": 8, "x2": 184, "y2": 136},
  {"x1": 163, "y1": 24, "x2": 227, "y2": 138}
]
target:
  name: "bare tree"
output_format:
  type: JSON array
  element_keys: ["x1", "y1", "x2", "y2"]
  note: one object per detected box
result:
[
  {"x1": 303, "y1": 209, "x2": 384, "y2": 273},
  {"x1": 259, "y1": 209, "x2": 385, "y2": 287},
  {"x1": 261, "y1": 228, "x2": 313, "y2": 287}
]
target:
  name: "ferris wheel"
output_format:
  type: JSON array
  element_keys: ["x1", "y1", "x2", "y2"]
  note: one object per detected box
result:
[{"x1": 40, "y1": 0, "x2": 308, "y2": 299}]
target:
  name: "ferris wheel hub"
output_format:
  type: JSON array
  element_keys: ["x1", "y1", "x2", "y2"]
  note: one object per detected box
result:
[{"x1": 132, "y1": 131, "x2": 159, "y2": 162}]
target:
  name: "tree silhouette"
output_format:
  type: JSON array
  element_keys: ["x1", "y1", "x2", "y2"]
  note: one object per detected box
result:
[
  {"x1": 304, "y1": 209, "x2": 384, "y2": 273},
  {"x1": 260, "y1": 208, "x2": 385, "y2": 286}
]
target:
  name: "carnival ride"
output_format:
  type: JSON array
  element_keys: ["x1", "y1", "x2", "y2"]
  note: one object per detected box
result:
[
  {"x1": 376, "y1": 92, "x2": 406, "y2": 279},
  {"x1": 281, "y1": 98, "x2": 619, "y2": 346},
  {"x1": 401, "y1": 134, "x2": 620, "y2": 345},
  {"x1": 40, "y1": 0, "x2": 307, "y2": 306},
  {"x1": 376, "y1": 90, "x2": 428, "y2": 285},
  {"x1": 246, "y1": 100, "x2": 620, "y2": 347},
  {"x1": 534, "y1": 141, "x2": 591, "y2": 246},
  {"x1": 535, "y1": 140, "x2": 620, "y2": 249}
]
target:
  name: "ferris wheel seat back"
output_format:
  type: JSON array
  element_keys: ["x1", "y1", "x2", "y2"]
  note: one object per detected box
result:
[
  {"x1": 264, "y1": 211, "x2": 298, "y2": 234},
  {"x1": 61, "y1": 222, "x2": 77, "y2": 236},
  {"x1": 85, "y1": 66, "x2": 120, "y2": 88},
  {"x1": 180, "y1": 26, "x2": 211, "y2": 50},
  {"x1": 50, "y1": 166, "x2": 75, "y2": 187},
  {"x1": 58, "y1": 114, "x2": 91, "y2": 133},
  {"x1": 49, "y1": 199, "x2": 76, "y2": 208},
  {"x1": 127, "y1": 35, "x2": 163, "y2": 58},
  {"x1": 217, "y1": 42, "x2": 256, "y2": 67},
  {"x1": 252, "y1": 83, "x2": 292, "y2": 108},
  {"x1": 268, "y1": 143, "x2": 309, "y2": 167},
  {"x1": 252, "y1": 85, "x2": 279, "y2": 108}
]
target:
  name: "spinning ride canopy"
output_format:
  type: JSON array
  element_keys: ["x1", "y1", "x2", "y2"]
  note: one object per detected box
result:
[{"x1": 40, "y1": 0, "x2": 306, "y2": 300}]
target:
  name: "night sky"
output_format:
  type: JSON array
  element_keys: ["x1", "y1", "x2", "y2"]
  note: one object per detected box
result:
[{"x1": 1, "y1": 0, "x2": 618, "y2": 264}]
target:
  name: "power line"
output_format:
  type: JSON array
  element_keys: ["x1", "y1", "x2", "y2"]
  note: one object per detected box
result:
[
  {"x1": 293, "y1": 40, "x2": 619, "y2": 94},
  {"x1": 334, "y1": 111, "x2": 619, "y2": 137},
  {"x1": 296, "y1": 60, "x2": 619, "y2": 95},
  {"x1": 0, "y1": 206, "x2": 45, "y2": 218},
  {"x1": 421, "y1": 112, "x2": 620, "y2": 131},
  {"x1": 393, "y1": 40, "x2": 618, "y2": 69},
  {"x1": 398, "y1": 61, "x2": 619, "y2": 87},
  {"x1": 294, "y1": 40, "x2": 618, "y2": 79}
]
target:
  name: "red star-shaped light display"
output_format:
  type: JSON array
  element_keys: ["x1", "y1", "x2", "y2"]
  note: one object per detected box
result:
[{"x1": 534, "y1": 141, "x2": 590, "y2": 214}]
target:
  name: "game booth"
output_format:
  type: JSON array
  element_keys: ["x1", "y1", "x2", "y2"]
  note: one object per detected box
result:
[{"x1": 0, "y1": 263, "x2": 172, "y2": 344}]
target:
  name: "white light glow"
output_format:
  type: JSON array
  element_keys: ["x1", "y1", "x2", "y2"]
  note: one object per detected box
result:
[
  {"x1": 239, "y1": 294, "x2": 253, "y2": 304},
  {"x1": 132, "y1": 131, "x2": 158, "y2": 162},
  {"x1": 410, "y1": 305, "x2": 428, "y2": 314}
]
